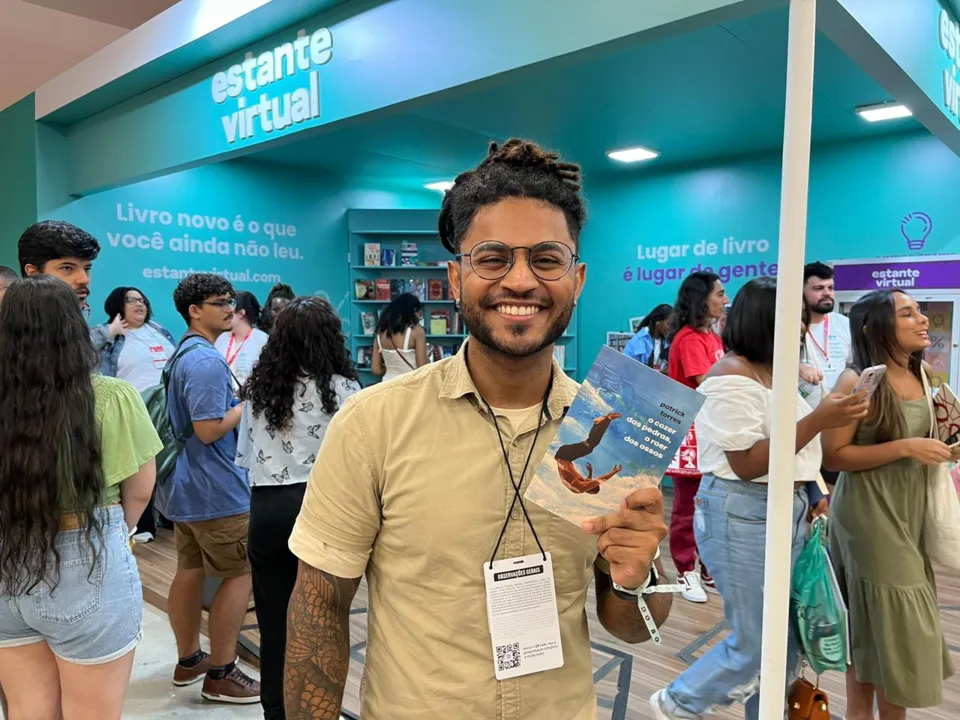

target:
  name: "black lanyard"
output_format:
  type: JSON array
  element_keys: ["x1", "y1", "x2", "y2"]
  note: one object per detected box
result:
[{"x1": 480, "y1": 372, "x2": 553, "y2": 569}]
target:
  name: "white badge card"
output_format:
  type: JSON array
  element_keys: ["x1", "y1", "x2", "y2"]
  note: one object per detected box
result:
[
  {"x1": 149, "y1": 345, "x2": 169, "y2": 369},
  {"x1": 483, "y1": 552, "x2": 564, "y2": 681}
]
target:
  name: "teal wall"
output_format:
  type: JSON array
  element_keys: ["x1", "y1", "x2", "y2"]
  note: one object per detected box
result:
[
  {"x1": 578, "y1": 131, "x2": 960, "y2": 374},
  {"x1": 63, "y1": 0, "x2": 751, "y2": 195},
  {"x1": 0, "y1": 96, "x2": 38, "y2": 270},
  {"x1": 45, "y1": 161, "x2": 437, "y2": 335}
]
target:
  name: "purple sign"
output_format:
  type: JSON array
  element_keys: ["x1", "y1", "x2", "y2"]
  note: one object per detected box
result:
[{"x1": 834, "y1": 260, "x2": 960, "y2": 291}]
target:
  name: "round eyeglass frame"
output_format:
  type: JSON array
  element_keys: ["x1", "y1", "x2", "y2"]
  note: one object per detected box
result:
[{"x1": 455, "y1": 242, "x2": 580, "y2": 282}]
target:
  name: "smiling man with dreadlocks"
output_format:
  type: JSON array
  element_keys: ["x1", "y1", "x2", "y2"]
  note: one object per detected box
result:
[{"x1": 284, "y1": 139, "x2": 672, "y2": 720}]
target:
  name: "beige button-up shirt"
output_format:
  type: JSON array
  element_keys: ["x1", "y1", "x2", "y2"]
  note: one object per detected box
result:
[{"x1": 289, "y1": 341, "x2": 602, "y2": 720}]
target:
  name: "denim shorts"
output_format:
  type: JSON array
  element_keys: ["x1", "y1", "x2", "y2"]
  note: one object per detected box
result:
[{"x1": 0, "y1": 505, "x2": 143, "y2": 664}]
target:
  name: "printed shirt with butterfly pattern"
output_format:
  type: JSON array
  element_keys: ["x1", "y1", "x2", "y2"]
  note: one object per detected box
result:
[{"x1": 236, "y1": 375, "x2": 362, "y2": 487}]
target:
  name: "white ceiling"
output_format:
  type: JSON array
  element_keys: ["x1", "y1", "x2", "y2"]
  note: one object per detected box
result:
[{"x1": 0, "y1": 0, "x2": 179, "y2": 112}]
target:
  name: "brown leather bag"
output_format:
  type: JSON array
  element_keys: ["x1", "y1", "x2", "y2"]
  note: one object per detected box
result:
[{"x1": 789, "y1": 676, "x2": 830, "y2": 720}]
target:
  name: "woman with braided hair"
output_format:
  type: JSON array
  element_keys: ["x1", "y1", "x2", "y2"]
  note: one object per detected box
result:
[{"x1": 284, "y1": 138, "x2": 671, "y2": 720}]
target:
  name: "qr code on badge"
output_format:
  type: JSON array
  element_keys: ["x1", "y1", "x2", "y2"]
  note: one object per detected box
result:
[{"x1": 496, "y1": 643, "x2": 521, "y2": 672}]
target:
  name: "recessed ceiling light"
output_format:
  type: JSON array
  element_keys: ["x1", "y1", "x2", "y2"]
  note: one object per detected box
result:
[
  {"x1": 856, "y1": 103, "x2": 912, "y2": 122},
  {"x1": 607, "y1": 146, "x2": 660, "y2": 163},
  {"x1": 425, "y1": 181, "x2": 454, "y2": 192}
]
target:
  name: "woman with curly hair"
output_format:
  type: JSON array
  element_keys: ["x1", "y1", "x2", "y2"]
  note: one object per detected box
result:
[
  {"x1": 0, "y1": 276, "x2": 161, "y2": 719},
  {"x1": 236, "y1": 296, "x2": 360, "y2": 720}
]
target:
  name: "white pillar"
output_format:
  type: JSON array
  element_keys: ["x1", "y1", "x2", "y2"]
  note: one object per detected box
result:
[{"x1": 759, "y1": 0, "x2": 817, "y2": 717}]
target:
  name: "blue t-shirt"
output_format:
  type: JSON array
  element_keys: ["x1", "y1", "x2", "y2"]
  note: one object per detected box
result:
[{"x1": 156, "y1": 336, "x2": 249, "y2": 522}]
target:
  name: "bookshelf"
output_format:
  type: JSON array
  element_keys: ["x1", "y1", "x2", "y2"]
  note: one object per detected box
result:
[{"x1": 347, "y1": 209, "x2": 578, "y2": 383}]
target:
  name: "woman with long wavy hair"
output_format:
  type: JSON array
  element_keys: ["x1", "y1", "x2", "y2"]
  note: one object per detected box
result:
[
  {"x1": 0, "y1": 276, "x2": 161, "y2": 720},
  {"x1": 236, "y1": 296, "x2": 361, "y2": 720},
  {"x1": 824, "y1": 290, "x2": 957, "y2": 719}
]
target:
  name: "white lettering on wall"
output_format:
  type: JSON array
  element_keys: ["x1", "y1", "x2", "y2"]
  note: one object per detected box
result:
[
  {"x1": 211, "y1": 28, "x2": 333, "y2": 144},
  {"x1": 940, "y1": 10, "x2": 960, "y2": 123}
]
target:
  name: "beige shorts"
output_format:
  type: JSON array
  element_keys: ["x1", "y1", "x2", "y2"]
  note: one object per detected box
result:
[{"x1": 175, "y1": 513, "x2": 250, "y2": 578}]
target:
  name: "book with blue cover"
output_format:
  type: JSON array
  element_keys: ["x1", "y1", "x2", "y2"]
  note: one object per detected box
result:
[{"x1": 525, "y1": 345, "x2": 705, "y2": 526}]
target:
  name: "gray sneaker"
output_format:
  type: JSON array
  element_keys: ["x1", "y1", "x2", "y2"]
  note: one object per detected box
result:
[{"x1": 650, "y1": 689, "x2": 696, "y2": 719}]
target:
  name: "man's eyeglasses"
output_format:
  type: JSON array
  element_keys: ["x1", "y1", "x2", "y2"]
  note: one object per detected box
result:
[
  {"x1": 124, "y1": 297, "x2": 147, "y2": 306},
  {"x1": 199, "y1": 298, "x2": 237, "y2": 310},
  {"x1": 456, "y1": 241, "x2": 578, "y2": 281}
]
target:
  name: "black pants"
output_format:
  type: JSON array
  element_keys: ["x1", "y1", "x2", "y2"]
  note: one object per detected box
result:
[{"x1": 249, "y1": 483, "x2": 307, "y2": 720}]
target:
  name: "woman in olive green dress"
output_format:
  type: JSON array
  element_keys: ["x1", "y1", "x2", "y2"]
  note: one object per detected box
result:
[{"x1": 823, "y1": 289, "x2": 958, "y2": 720}]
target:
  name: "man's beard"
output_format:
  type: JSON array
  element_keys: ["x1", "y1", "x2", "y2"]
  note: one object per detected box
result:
[
  {"x1": 459, "y1": 297, "x2": 572, "y2": 359},
  {"x1": 811, "y1": 298, "x2": 834, "y2": 314}
]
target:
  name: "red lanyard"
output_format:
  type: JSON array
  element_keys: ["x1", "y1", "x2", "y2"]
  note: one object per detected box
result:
[
  {"x1": 807, "y1": 316, "x2": 829, "y2": 361},
  {"x1": 225, "y1": 330, "x2": 251, "y2": 367}
]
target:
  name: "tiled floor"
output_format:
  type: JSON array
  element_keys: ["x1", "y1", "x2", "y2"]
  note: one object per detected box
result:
[{"x1": 120, "y1": 604, "x2": 263, "y2": 719}]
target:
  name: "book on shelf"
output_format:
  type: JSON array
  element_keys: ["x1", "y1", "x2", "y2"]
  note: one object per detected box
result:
[
  {"x1": 409, "y1": 278, "x2": 426, "y2": 301},
  {"x1": 451, "y1": 311, "x2": 462, "y2": 334},
  {"x1": 382, "y1": 248, "x2": 396, "y2": 267},
  {"x1": 401, "y1": 241, "x2": 419, "y2": 266},
  {"x1": 354, "y1": 280, "x2": 375, "y2": 300},
  {"x1": 429, "y1": 309, "x2": 450, "y2": 335},
  {"x1": 375, "y1": 278, "x2": 391, "y2": 301},
  {"x1": 390, "y1": 279, "x2": 406, "y2": 298},
  {"x1": 553, "y1": 345, "x2": 566, "y2": 367},
  {"x1": 361, "y1": 312, "x2": 377, "y2": 336},
  {"x1": 428, "y1": 279, "x2": 444, "y2": 301},
  {"x1": 356, "y1": 346, "x2": 373, "y2": 368},
  {"x1": 524, "y1": 346, "x2": 705, "y2": 526},
  {"x1": 363, "y1": 243, "x2": 381, "y2": 267}
]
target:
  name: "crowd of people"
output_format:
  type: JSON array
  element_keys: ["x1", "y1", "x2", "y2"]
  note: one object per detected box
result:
[
  {"x1": 622, "y1": 262, "x2": 955, "y2": 720},
  {"x1": 0, "y1": 137, "x2": 953, "y2": 720}
]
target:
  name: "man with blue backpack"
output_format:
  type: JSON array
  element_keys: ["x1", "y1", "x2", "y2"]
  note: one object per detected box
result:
[{"x1": 155, "y1": 273, "x2": 260, "y2": 706}]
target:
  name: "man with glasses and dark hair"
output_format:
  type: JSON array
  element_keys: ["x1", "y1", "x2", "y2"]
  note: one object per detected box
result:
[
  {"x1": 285, "y1": 141, "x2": 669, "y2": 720},
  {"x1": 157, "y1": 273, "x2": 260, "y2": 705}
]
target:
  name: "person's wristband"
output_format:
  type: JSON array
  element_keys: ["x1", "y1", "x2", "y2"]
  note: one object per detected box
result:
[{"x1": 609, "y1": 547, "x2": 660, "y2": 600}]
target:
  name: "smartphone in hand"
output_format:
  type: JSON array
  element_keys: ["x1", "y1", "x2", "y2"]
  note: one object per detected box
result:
[{"x1": 853, "y1": 364, "x2": 887, "y2": 399}]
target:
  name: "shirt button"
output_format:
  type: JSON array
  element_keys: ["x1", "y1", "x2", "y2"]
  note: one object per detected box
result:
[{"x1": 511, "y1": 509, "x2": 521, "y2": 521}]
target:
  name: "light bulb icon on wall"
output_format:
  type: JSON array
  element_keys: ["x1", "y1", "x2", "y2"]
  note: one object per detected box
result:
[{"x1": 901, "y1": 212, "x2": 933, "y2": 251}]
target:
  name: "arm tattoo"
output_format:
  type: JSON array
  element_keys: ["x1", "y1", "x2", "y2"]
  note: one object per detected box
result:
[{"x1": 284, "y1": 562, "x2": 361, "y2": 719}]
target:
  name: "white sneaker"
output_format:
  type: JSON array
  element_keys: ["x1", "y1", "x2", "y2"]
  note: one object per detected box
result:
[
  {"x1": 650, "y1": 689, "x2": 682, "y2": 719},
  {"x1": 132, "y1": 531, "x2": 155, "y2": 544},
  {"x1": 681, "y1": 571, "x2": 708, "y2": 603}
]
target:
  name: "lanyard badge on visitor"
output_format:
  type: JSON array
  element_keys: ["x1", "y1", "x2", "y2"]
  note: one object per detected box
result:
[{"x1": 479, "y1": 372, "x2": 565, "y2": 680}]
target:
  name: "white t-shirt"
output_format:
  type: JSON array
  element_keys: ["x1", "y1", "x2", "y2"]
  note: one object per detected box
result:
[
  {"x1": 215, "y1": 327, "x2": 269, "y2": 386},
  {"x1": 117, "y1": 324, "x2": 175, "y2": 392},
  {"x1": 803, "y1": 312, "x2": 852, "y2": 404},
  {"x1": 696, "y1": 375, "x2": 822, "y2": 484},
  {"x1": 236, "y1": 375, "x2": 361, "y2": 487}
]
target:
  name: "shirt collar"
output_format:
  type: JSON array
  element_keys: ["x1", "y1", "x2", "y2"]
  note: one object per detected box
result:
[{"x1": 438, "y1": 338, "x2": 577, "y2": 420}]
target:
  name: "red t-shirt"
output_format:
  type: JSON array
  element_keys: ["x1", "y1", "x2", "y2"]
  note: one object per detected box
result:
[{"x1": 668, "y1": 326, "x2": 724, "y2": 389}]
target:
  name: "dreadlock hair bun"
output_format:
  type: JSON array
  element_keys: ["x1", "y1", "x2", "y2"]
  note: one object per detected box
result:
[{"x1": 438, "y1": 138, "x2": 586, "y2": 254}]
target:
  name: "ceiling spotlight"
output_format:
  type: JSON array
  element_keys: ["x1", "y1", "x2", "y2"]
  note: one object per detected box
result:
[
  {"x1": 607, "y1": 146, "x2": 660, "y2": 163},
  {"x1": 856, "y1": 103, "x2": 912, "y2": 122},
  {"x1": 425, "y1": 181, "x2": 454, "y2": 192}
]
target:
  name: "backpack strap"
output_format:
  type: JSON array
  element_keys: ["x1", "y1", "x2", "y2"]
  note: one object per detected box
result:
[{"x1": 163, "y1": 336, "x2": 210, "y2": 441}]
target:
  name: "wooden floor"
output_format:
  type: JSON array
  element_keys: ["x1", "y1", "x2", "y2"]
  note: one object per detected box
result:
[{"x1": 134, "y1": 500, "x2": 960, "y2": 720}]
